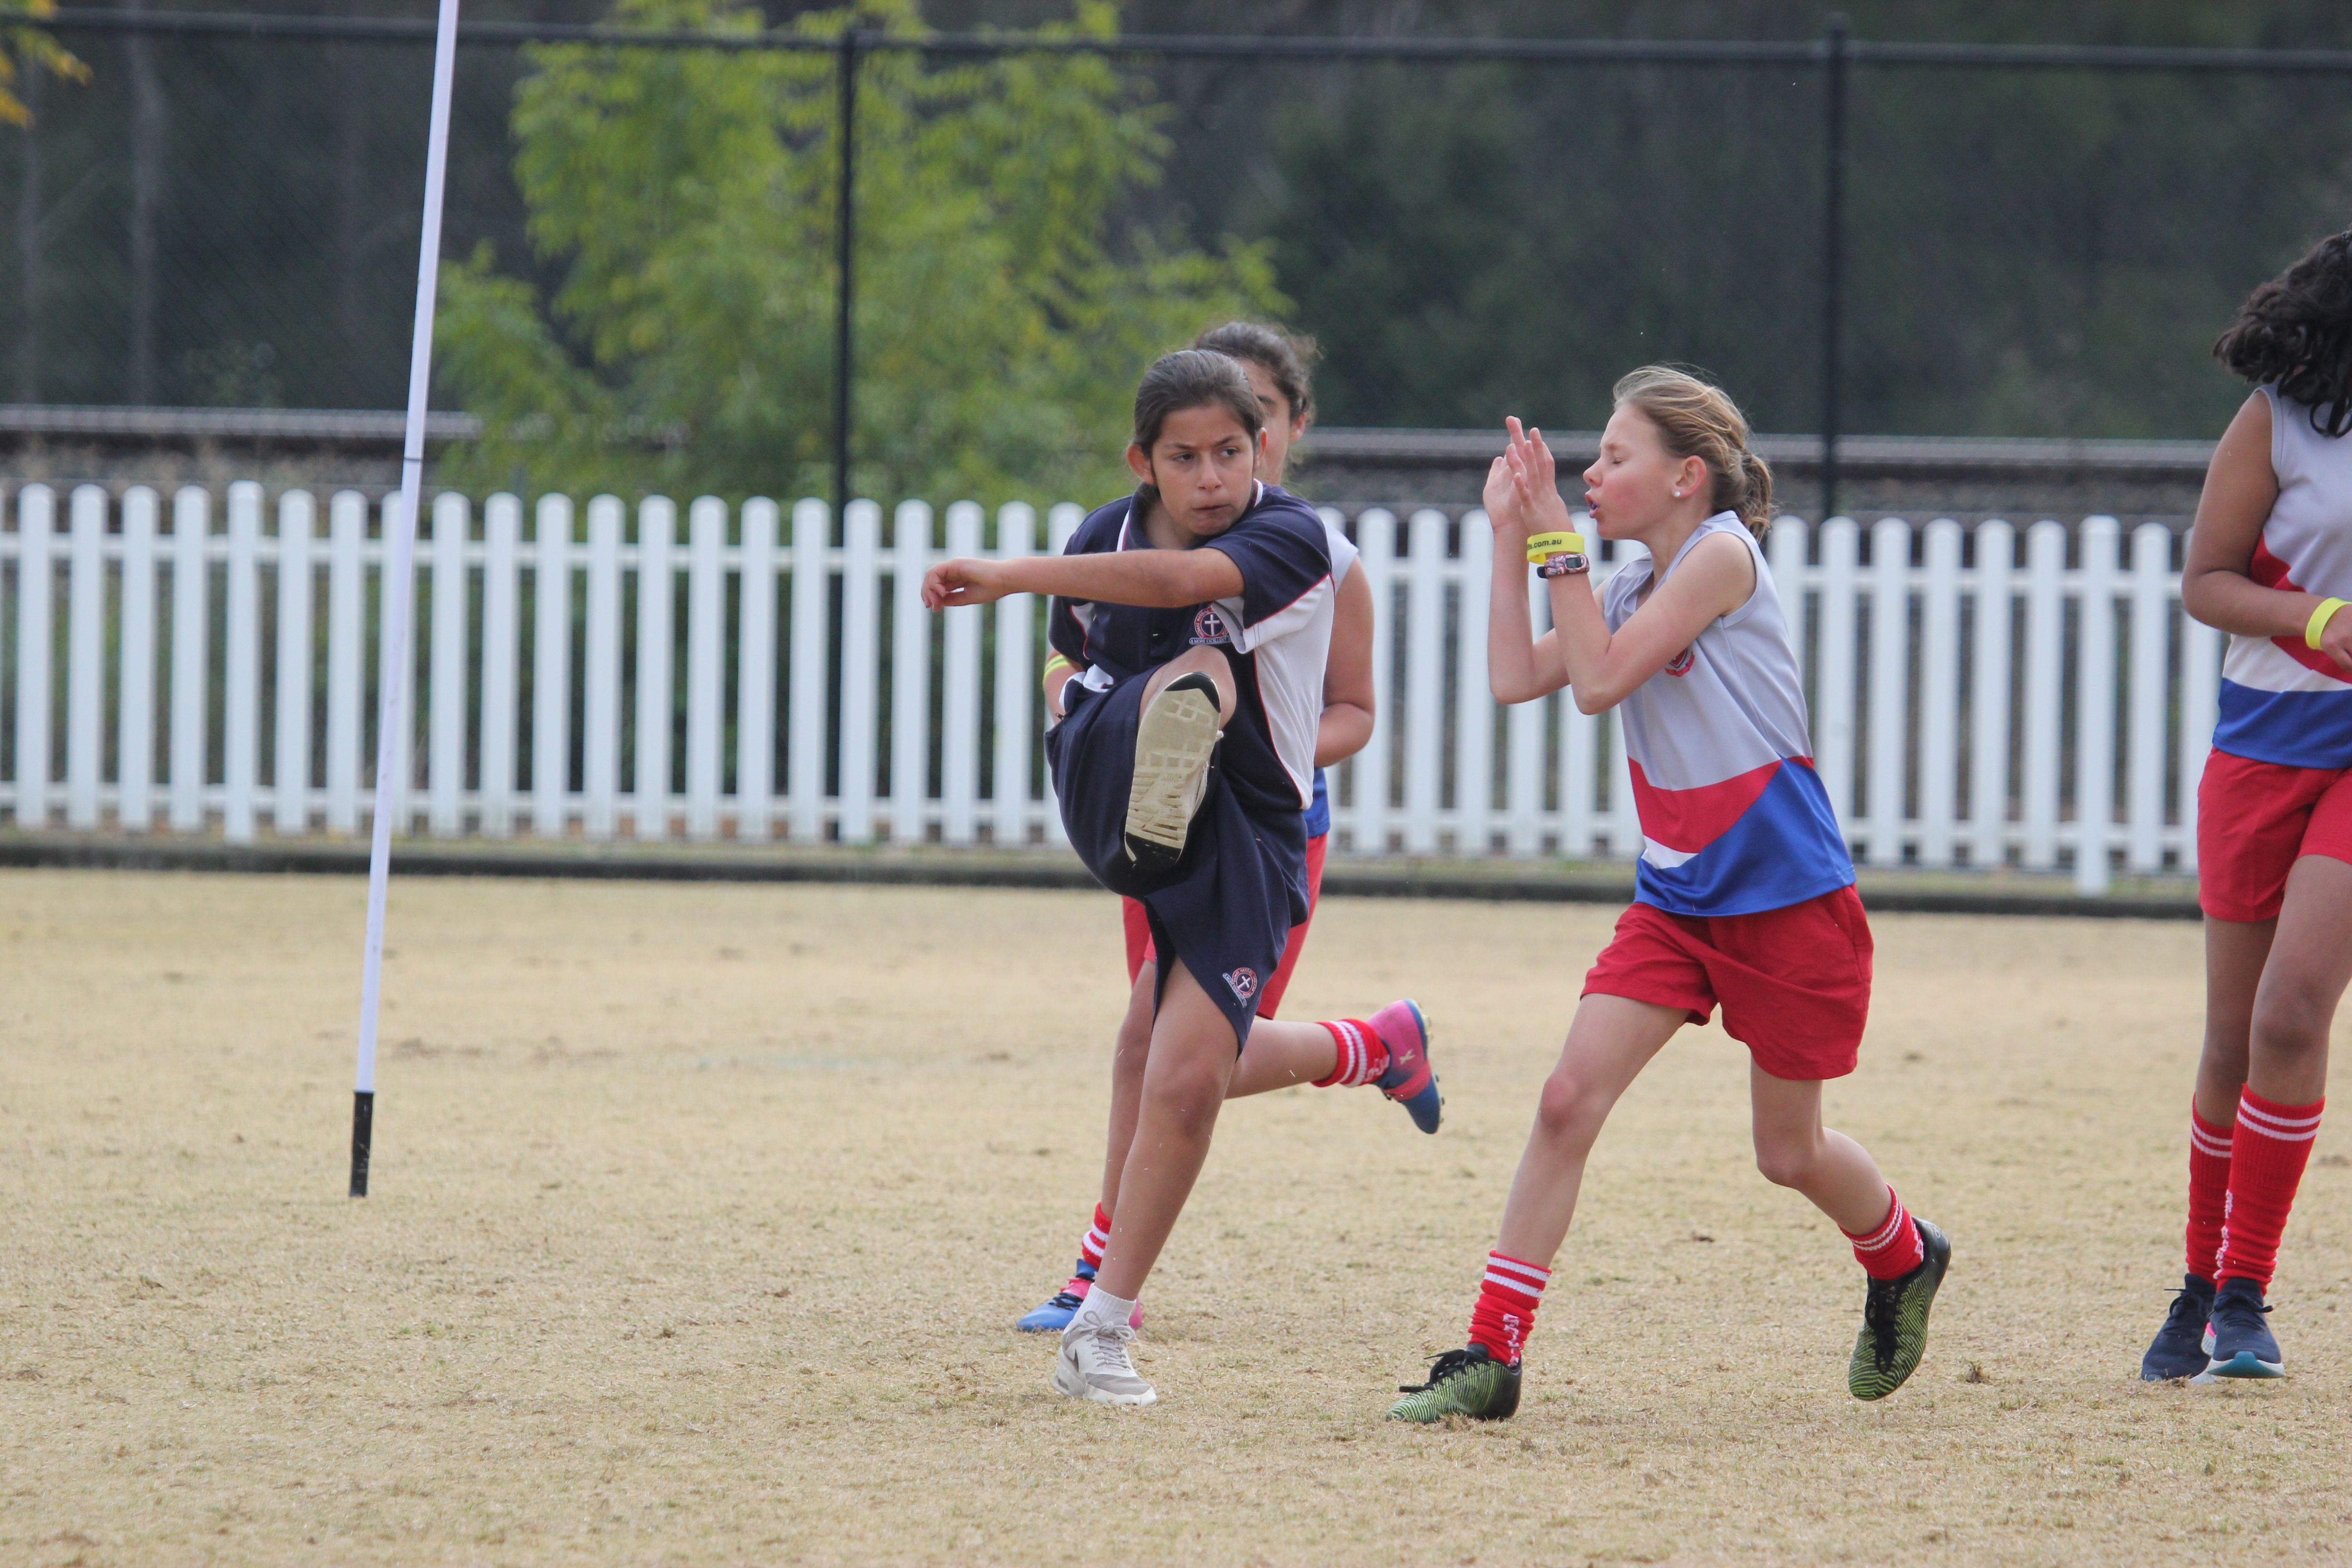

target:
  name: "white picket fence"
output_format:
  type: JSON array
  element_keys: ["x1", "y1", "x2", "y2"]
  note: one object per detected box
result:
[{"x1": 0, "y1": 481, "x2": 2220, "y2": 895}]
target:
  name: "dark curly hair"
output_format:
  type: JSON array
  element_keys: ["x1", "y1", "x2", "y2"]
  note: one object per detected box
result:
[
  {"x1": 2216, "y1": 227, "x2": 2352, "y2": 437},
  {"x1": 1191, "y1": 321, "x2": 1319, "y2": 426}
]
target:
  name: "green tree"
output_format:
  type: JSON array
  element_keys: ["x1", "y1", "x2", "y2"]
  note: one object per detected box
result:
[
  {"x1": 2, "y1": 0, "x2": 87, "y2": 127},
  {"x1": 437, "y1": 0, "x2": 1281, "y2": 505}
]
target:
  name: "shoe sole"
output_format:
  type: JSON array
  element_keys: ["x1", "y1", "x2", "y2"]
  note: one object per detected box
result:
[
  {"x1": 1123, "y1": 683, "x2": 1220, "y2": 870},
  {"x1": 2193, "y1": 1351, "x2": 2285, "y2": 1382},
  {"x1": 1052, "y1": 1349, "x2": 1158, "y2": 1406}
]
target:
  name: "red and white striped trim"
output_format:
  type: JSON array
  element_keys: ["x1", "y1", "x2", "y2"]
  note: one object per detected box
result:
[
  {"x1": 1080, "y1": 1205, "x2": 1111, "y2": 1268},
  {"x1": 1482, "y1": 1252, "x2": 1551, "y2": 1304},
  {"x1": 1322, "y1": 1019, "x2": 1376, "y2": 1088},
  {"x1": 2238, "y1": 1094, "x2": 2325, "y2": 1144},
  {"x1": 2189, "y1": 1115, "x2": 2235, "y2": 1160},
  {"x1": 1847, "y1": 1191, "x2": 1912, "y2": 1255}
]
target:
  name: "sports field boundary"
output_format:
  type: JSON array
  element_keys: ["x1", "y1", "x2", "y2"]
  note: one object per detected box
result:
[{"x1": 0, "y1": 831, "x2": 2202, "y2": 919}]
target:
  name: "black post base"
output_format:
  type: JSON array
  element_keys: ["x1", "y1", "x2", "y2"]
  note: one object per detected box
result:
[{"x1": 349, "y1": 1090, "x2": 374, "y2": 1197}]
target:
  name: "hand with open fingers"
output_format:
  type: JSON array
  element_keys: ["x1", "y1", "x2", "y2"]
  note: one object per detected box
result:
[
  {"x1": 1505, "y1": 419, "x2": 1574, "y2": 535},
  {"x1": 921, "y1": 558, "x2": 1007, "y2": 611},
  {"x1": 1482, "y1": 454, "x2": 1526, "y2": 536}
]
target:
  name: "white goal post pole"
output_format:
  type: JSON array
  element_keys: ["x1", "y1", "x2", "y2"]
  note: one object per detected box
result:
[{"x1": 352, "y1": 0, "x2": 463, "y2": 1198}]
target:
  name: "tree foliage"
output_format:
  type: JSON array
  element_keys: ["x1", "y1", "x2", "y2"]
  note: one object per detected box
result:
[
  {"x1": 1, "y1": 0, "x2": 88, "y2": 129},
  {"x1": 437, "y1": 0, "x2": 1281, "y2": 504}
]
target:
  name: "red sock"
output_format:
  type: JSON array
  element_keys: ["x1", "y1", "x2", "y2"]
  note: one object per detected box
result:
[
  {"x1": 2185, "y1": 1103, "x2": 2233, "y2": 1282},
  {"x1": 1843, "y1": 1186, "x2": 1926, "y2": 1279},
  {"x1": 1465, "y1": 1251, "x2": 1549, "y2": 1365},
  {"x1": 2216, "y1": 1088, "x2": 2324, "y2": 1291},
  {"x1": 1312, "y1": 1019, "x2": 1390, "y2": 1088},
  {"x1": 1064, "y1": 1202, "x2": 1112, "y2": 1295}
]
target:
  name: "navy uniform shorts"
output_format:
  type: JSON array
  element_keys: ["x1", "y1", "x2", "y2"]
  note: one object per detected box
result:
[{"x1": 1045, "y1": 670, "x2": 1308, "y2": 1050}]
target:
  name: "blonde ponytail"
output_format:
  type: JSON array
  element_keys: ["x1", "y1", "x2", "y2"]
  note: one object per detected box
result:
[{"x1": 1611, "y1": 365, "x2": 1774, "y2": 542}]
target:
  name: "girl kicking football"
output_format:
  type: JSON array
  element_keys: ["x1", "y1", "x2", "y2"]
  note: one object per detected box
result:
[
  {"x1": 2139, "y1": 230, "x2": 2352, "y2": 1382},
  {"x1": 925, "y1": 348, "x2": 1430, "y2": 1406},
  {"x1": 1387, "y1": 368, "x2": 1949, "y2": 1422},
  {"x1": 1015, "y1": 323, "x2": 1432, "y2": 1338}
]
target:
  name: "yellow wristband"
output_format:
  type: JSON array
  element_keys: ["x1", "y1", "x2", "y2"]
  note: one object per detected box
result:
[
  {"x1": 1525, "y1": 531, "x2": 1586, "y2": 564},
  {"x1": 1043, "y1": 652, "x2": 1075, "y2": 678},
  {"x1": 2308, "y1": 598, "x2": 2348, "y2": 651}
]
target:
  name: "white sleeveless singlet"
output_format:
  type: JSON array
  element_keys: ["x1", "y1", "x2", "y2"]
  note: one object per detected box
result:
[
  {"x1": 1600, "y1": 511, "x2": 1855, "y2": 917},
  {"x1": 2212, "y1": 386, "x2": 2352, "y2": 769}
]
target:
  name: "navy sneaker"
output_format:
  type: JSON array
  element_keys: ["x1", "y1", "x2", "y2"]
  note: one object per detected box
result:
[
  {"x1": 2140, "y1": 1274, "x2": 2215, "y2": 1381},
  {"x1": 2198, "y1": 1276, "x2": 2284, "y2": 1380},
  {"x1": 1367, "y1": 999, "x2": 1442, "y2": 1134},
  {"x1": 1015, "y1": 1262, "x2": 1142, "y2": 1334}
]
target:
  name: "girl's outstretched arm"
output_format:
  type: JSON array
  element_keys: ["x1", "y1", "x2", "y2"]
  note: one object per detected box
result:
[
  {"x1": 1485, "y1": 453, "x2": 1571, "y2": 703},
  {"x1": 1508, "y1": 422, "x2": 1753, "y2": 715},
  {"x1": 922, "y1": 547, "x2": 1242, "y2": 612}
]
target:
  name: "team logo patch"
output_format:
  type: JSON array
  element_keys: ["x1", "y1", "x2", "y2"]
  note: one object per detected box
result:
[
  {"x1": 1664, "y1": 647, "x2": 1695, "y2": 676},
  {"x1": 1223, "y1": 967, "x2": 1260, "y2": 1004},
  {"x1": 1191, "y1": 604, "x2": 1231, "y2": 646}
]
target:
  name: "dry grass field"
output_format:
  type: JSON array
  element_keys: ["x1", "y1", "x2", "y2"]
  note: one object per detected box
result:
[{"x1": 1, "y1": 867, "x2": 2348, "y2": 1567}]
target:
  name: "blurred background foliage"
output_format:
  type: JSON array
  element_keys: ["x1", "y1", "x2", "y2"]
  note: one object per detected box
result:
[{"x1": 10, "y1": 1, "x2": 2352, "y2": 499}]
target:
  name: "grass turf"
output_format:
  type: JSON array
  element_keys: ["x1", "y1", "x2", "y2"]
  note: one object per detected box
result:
[{"x1": 1, "y1": 869, "x2": 2345, "y2": 1566}]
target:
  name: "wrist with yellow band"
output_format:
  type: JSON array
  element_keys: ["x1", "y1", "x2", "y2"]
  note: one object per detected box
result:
[
  {"x1": 1526, "y1": 530, "x2": 1589, "y2": 578},
  {"x1": 2308, "y1": 598, "x2": 2347, "y2": 651}
]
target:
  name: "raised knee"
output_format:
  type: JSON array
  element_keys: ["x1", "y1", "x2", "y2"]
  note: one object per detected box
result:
[
  {"x1": 1754, "y1": 1141, "x2": 1817, "y2": 1190},
  {"x1": 1146, "y1": 1060, "x2": 1228, "y2": 1131},
  {"x1": 1534, "y1": 1072, "x2": 1606, "y2": 1149}
]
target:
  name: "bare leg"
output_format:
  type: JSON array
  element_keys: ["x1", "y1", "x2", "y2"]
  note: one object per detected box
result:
[
  {"x1": 1491, "y1": 995, "x2": 1686, "y2": 1264},
  {"x1": 1226, "y1": 1016, "x2": 1340, "y2": 1097},
  {"x1": 1096, "y1": 962, "x2": 1156, "y2": 1217},
  {"x1": 1140, "y1": 643, "x2": 1236, "y2": 724},
  {"x1": 1749, "y1": 1066, "x2": 1898, "y2": 1234},
  {"x1": 1093, "y1": 959, "x2": 1240, "y2": 1301},
  {"x1": 2246, "y1": 855, "x2": 2352, "y2": 1105},
  {"x1": 2195, "y1": 915, "x2": 2274, "y2": 1126}
]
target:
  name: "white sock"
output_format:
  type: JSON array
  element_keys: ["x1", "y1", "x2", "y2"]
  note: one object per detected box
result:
[{"x1": 1071, "y1": 1284, "x2": 1137, "y2": 1333}]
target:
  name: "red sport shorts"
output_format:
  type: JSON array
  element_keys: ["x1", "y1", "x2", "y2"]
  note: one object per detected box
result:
[
  {"x1": 1582, "y1": 884, "x2": 1874, "y2": 1081},
  {"x1": 1124, "y1": 833, "x2": 1328, "y2": 1018},
  {"x1": 2197, "y1": 748, "x2": 2352, "y2": 923}
]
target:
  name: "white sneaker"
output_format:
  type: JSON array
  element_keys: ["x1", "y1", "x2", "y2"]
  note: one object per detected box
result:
[
  {"x1": 1122, "y1": 673, "x2": 1221, "y2": 873},
  {"x1": 1054, "y1": 1320, "x2": 1158, "y2": 1406}
]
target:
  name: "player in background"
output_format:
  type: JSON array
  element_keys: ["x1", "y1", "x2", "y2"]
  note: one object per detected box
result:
[
  {"x1": 925, "y1": 349, "x2": 1429, "y2": 1406},
  {"x1": 2140, "y1": 230, "x2": 2352, "y2": 1382},
  {"x1": 1016, "y1": 323, "x2": 1431, "y2": 1338},
  {"x1": 1387, "y1": 369, "x2": 1949, "y2": 1423}
]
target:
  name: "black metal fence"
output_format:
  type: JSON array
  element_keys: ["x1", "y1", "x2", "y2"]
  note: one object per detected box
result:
[{"x1": 15, "y1": 10, "x2": 2352, "y2": 515}]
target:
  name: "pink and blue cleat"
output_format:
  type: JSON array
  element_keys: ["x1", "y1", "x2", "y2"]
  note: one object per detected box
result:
[
  {"x1": 1368, "y1": 999, "x2": 1442, "y2": 1133},
  {"x1": 1015, "y1": 1261, "x2": 1144, "y2": 1334}
]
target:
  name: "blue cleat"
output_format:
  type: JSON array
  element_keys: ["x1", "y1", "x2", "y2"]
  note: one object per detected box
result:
[
  {"x1": 1016, "y1": 1262, "x2": 1141, "y2": 1333},
  {"x1": 1368, "y1": 999, "x2": 1442, "y2": 1134},
  {"x1": 2141, "y1": 1274, "x2": 2215, "y2": 1381},
  {"x1": 2197, "y1": 1276, "x2": 2284, "y2": 1381}
]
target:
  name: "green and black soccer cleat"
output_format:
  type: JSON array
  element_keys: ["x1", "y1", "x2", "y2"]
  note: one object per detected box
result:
[
  {"x1": 1387, "y1": 1344, "x2": 1522, "y2": 1423},
  {"x1": 1848, "y1": 1216, "x2": 1950, "y2": 1401}
]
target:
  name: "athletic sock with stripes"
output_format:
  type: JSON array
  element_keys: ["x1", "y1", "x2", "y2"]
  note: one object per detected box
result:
[
  {"x1": 2185, "y1": 1102, "x2": 2233, "y2": 1282},
  {"x1": 1843, "y1": 1186, "x2": 1926, "y2": 1279},
  {"x1": 1062, "y1": 1203, "x2": 1113, "y2": 1297},
  {"x1": 1312, "y1": 1019, "x2": 1391, "y2": 1088},
  {"x1": 1466, "y1": 1251, "x2": 1549, "y2": 1365},
  {"x1": 2216, "y1": 1088, "x2": 2324, "y2": 1292}
]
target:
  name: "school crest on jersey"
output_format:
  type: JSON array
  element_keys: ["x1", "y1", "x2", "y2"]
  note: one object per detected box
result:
[
  {"x1": 1191, "y1": 604, "x2": 1232, "y2": 647},
  {"x1": 1223, "y1": 967, "x2": 1259, "y2": 1004},
  {"x1": 1665, "y1": 647, "x2": 1695, "y2": 677}
]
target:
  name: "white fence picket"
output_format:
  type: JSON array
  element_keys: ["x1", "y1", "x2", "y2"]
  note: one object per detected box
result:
[
  {"x1": 533, "y1": 495, "x2": 573, "y2": 840},
  {"x1": 16, "y1": 484, "x2": 53, "y2": 828},
  {"x1": 66, "y1": 485, "x2": 104, "y2": 830},
  {"x1": 480, "y1": 494, "x2": 520, "y2": 839},
  {"x1": 685, "y1": 496, "x2": 726, "y2": 844},
  {"x1": 0, "y1": 484, "x2": 2229, "y2": 896},
  {"x1": 275, "y1": 490, "x2": 316, "y2": 835},
  {"x1": 633, "y1": 496, "x2": 675, "y2": 841},
  {"x1": 118, "y1": 487, "x2": 158, "y2": 832}
]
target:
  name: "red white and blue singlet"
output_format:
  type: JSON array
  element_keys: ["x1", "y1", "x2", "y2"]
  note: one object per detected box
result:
[
  {"x1": 2212, "y1": 386, "x2": 2352, "y2": 770},
  {"x1": 1602, "y1": 511, "x2": 1855, "y2": 917}
]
